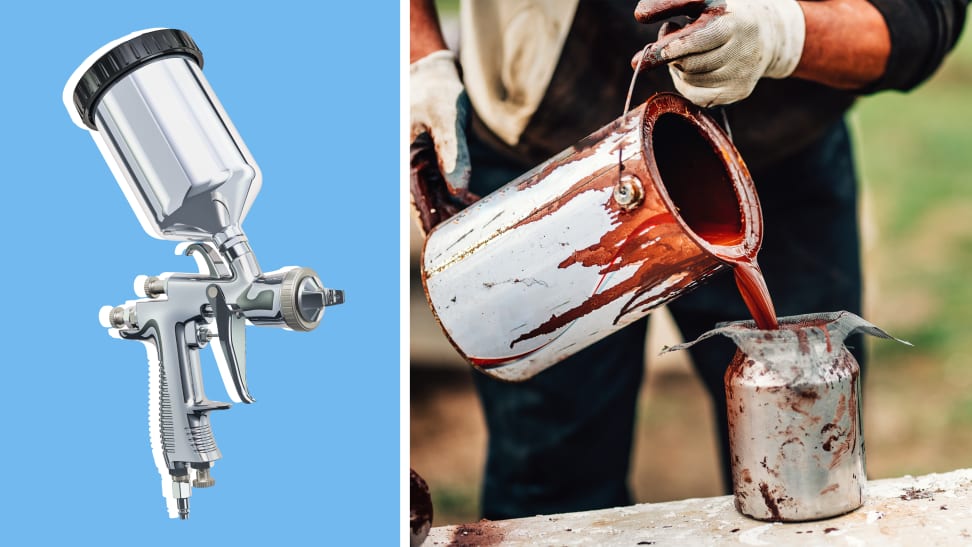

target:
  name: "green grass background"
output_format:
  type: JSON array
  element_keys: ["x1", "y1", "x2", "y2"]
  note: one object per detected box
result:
[{"x1": 853, "y1": 27, "x2": 972, "y2": 478}]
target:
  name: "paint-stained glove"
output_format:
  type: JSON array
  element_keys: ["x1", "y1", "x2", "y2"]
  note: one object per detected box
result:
[
  {"x1": 631, "y1": 0, "x2": 805, "y2": 107},
  {"x1": 410, "y1": 50, "x2": 473, "y2": 202}
]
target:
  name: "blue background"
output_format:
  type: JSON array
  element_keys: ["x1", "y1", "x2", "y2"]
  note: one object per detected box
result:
[{"x1": 1, "y1": 2, "x2": 400, "y2": 544}]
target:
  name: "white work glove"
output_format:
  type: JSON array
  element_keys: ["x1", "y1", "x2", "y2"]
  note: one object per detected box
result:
[
  {"x1": 410, "y1": 50, "x2": 473, "y2": 200},
  {"x1": 632, "y1": 0, "x2": 806, "y2": 107}
]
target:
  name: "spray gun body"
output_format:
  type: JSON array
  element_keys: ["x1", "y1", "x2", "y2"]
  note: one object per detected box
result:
[{"x1": 67, "y1": 29, "x2": 343, "y2": 518}]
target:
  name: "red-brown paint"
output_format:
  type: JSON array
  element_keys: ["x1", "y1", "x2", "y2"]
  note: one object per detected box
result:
[
  {"x1": 450, "y1": 520, "x2": 505, "y2": 546},
  {"x1": 468, "y1": 344, "x2": 556, "y2": 369},
  {"x1": 730, "y1": 259, "x2": 779, "y2": 330}
]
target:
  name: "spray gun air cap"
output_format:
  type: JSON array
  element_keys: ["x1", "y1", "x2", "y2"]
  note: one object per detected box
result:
[{"x1": 69, "y1": 29, "x2": 203, "y2": 130}]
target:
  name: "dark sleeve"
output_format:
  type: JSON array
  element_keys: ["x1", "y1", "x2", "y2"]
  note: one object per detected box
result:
[{"x1": 865, "y1": 0, "x2": 969, "y2": 91}]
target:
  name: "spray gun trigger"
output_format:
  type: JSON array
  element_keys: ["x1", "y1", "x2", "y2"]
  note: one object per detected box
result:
[{"x1": 205, "y1": 284, "x2": 254, "y2": 404}]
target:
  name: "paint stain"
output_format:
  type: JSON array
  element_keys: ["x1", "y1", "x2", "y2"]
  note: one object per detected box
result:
[
  {"x1": 449, "y1": 520, "x2": 505, "y2": 546},
  {"x1": 759, "y1": 482, "x2": 783, "y2": 521}
]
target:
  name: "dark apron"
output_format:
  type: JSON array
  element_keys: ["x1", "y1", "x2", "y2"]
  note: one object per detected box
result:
[{"x1": 468, "y1": 0, "x2": 857, "y2": 183}]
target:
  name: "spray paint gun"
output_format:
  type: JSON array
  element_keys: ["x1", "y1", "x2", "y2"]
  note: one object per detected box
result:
[{"x1": 64, "y1": 29, "x2": 344, "y2": 519}]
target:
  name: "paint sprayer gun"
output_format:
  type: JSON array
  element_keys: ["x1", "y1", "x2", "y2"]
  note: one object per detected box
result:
[{"x1": 64, "y1": 29, "x2": 344, "y2": 519}]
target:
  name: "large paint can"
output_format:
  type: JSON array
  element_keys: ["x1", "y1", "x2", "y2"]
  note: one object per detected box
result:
[{"x1": 421, "y1": 93, "x2": 762, "y2": 381}]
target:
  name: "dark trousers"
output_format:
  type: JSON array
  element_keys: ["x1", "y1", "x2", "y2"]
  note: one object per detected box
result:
[{"x1": 469, "y1": 119, "x2": 864, "y2": 520}]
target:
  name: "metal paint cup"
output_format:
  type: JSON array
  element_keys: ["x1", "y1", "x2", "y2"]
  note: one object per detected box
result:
[
  {"x1": 669, "y1": 311, "x2": 908, "y2": 521},
  {"x1": 421, "y1": 93, "x2": 762, "y2": 381}
]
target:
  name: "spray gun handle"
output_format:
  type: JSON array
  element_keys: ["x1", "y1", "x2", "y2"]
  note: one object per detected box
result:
[
  {"x1": 123, "y1": 306, "x2": 231, "y2": 519},
  {"x1": 110, "y1": 309, "x2": 228, "y2": 518},
  {"x1": 116, "y1": 310, "x2": 231, "y2": 457}
]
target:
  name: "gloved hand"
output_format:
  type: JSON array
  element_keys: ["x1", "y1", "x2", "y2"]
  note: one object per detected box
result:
[
  {"x1": 631, "y1": 0, "x2": 806, "y2": 107},
  {"x1": 410, "y1": 50, "x2": 473, "y2": 201}
]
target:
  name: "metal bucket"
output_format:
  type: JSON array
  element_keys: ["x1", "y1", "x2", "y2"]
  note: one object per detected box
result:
[
  {"x1": 421, "y1": 93, "x2": 762, "y2": 381},
  {"x1": 669, "y1": 311, "x2": 908, "y2": 521}
]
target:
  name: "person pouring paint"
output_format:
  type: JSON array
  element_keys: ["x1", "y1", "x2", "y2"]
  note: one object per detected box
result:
[{"x1": 410, "y1": 0, "x2": 968, "y2": 521}]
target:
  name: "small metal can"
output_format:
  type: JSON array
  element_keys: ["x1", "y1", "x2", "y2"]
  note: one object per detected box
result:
[{"x1": 669, "y1": 311, "x2": 908, "y2": 521}]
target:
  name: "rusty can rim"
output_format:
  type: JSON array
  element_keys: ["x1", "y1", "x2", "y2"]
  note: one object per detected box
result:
[{"x1": 640, "y1": 92, "x2": 763, "y2": 266}]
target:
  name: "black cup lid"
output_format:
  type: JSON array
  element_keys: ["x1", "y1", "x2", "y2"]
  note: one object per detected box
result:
[{"x1": 73, "y1": 28, "x2": 203, "y2": 130}]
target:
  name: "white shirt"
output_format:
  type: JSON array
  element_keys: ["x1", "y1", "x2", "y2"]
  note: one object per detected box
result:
[{"x1": 459, "y1": 0, "x2": 579, "y2": 146}]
